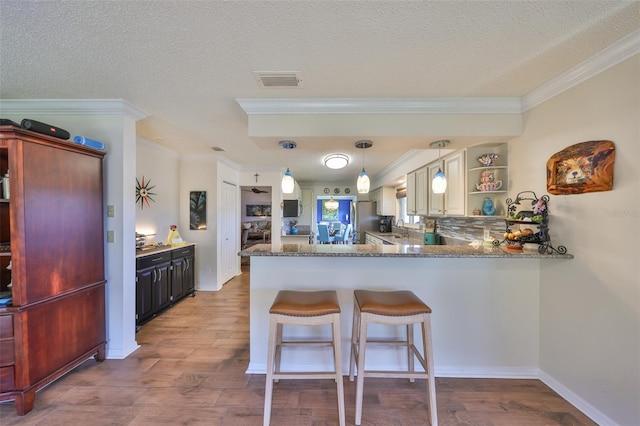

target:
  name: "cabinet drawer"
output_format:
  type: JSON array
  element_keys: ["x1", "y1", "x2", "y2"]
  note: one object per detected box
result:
[
  {"x1": 171, "y1": 245, "x2": 194, "y2": 259},
  {"x1": 136, "y1": 252, "x2": 172, "y2": 270},
  {"x1": 0, "y1": 339, "x2": 14, "y2": 366},
  {"x1": 0, "y1": 315, "x2": 12, "y2": 339},
  {"x1": 0, "y1": 366, "x2": 15, "y2": 390}
]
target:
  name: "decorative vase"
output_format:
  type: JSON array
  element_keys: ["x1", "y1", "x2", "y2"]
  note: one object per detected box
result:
[{"x1": 482, "y1": 197, "x2": 496, "y2": 216}]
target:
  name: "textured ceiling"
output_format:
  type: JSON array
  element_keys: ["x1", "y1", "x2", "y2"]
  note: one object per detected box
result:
[{"x1": 1, "y1": 1, "x2": 638, "y2": 184}]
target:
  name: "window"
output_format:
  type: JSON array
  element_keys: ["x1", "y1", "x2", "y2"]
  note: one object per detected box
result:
[{"x1": 397, "y1": 197, "x2": 420, "y2": 225}]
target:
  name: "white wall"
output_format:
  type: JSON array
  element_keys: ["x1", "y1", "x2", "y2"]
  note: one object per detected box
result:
[
  {"x1": 509, "y1": 55, "x2": 639, "y2": 425},
  {"x1": 135, "y1": 137, "x2": 180, "y2": 242},
  {"x1": 178, "y1": 154, "x2": 220, "y2": 290}
]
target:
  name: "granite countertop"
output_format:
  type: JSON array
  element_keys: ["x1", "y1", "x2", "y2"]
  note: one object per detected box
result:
[
  {"x1": 136, "y1": 242, "x2": 196, "y2": 258},
  {"x1": 238, "y1": 242, "x2": 573, "y2": 259}
]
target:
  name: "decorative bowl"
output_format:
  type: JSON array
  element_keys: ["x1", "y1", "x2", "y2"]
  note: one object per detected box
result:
[{"x1": 478, "y1": 153, "x2": 500, "y2": 167}]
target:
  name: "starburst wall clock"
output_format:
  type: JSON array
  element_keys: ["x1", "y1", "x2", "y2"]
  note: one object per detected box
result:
[{"x1": 136, "y1": 176, "x2": 156, "y2": 209}]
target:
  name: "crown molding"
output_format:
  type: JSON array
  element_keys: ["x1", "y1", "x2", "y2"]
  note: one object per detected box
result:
[
  {"x1": 0, "y1": 99, "x2": 149, "y2": 121},
  {"x1": 237, "y1": 97, "x2": 523, "y2": 115},
  {"x1": 522, "y1": 28, "x2": 640, "y2": 111}
]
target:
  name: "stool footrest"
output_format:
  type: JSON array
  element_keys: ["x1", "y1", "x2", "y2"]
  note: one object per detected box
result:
[
  {"x1": 272, "y1": 372, "x2": 341, "y2": 380},
  {"x1": 279, "y1": 341, "x2": 335, "y2": 347},
  {"x1": 358, "y1": 371, "x2": 431, "y2": 380}
]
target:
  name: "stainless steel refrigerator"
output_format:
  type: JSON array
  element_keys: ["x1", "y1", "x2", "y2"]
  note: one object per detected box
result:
[{"x1": 352, "y1": 201, "x2": 379, "y2": 244}]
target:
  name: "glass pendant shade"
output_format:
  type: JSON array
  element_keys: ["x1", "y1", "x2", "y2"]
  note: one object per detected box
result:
[
  {"x1": 357, "y1": 168, "x2": 370, "y2": 194},
  {"x1": 325, "y1": 197, "x2": 339, "y2": 211},
  {"x1": 432, "y1": 168, "x2": 447, "y2": 194},
  {"x1": 281, "y1": 168, "x2": 295, "y2": 194}
]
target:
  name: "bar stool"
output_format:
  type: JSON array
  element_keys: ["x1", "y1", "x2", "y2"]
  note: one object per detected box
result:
[
  {"x1": 349, "y1": 290, "x2": 437, "y2": 426},
  {"x1": 263, "y1": 290, "x2": 345, "y2": 426}
]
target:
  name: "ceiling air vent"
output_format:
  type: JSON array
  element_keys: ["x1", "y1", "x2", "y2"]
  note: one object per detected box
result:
[{"x1": 253, "y1": 71, "x2": 303, "y2": 88}]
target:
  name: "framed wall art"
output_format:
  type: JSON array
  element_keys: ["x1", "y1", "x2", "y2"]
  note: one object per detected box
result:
[
  {"x1": 190, "y1": 191, "x2": 207, "y2": 230},
  {"x1": 246, "y1": 204, "x2": 271, "y2": 217},
  {"x1": 546, "y1": 140, "x2": 615, "y2": 195}
]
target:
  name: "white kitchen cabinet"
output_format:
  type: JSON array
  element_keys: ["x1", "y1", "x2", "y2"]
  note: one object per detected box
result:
[
  {"x1": 406, "y1": 165, "x2": 429, "y2": 216},
  {"x1": 406, "y1": 170, "x2": 417, "y2": 215},
  {"x1": 427, "y1": 151, "x2": 466, "y2": 216},
  {"x1": 364, "y1": 232, "x2": 383, "y2": 245},
  {"x1": 371, "y1": 186, "x2": 396, "y2": 216}
]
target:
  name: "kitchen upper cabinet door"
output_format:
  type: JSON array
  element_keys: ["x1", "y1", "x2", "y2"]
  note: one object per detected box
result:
[
  {"x1": 406, "y1": 171, "x2": 417, "y2": 215},
  {"x1": 376, "y1": 186, "x2": 396, "y2": 216},
  {"x1": 444, "y1": 151, "x2": 466, "y2": 215},
  {"x1": 414, "y1": 166, "x2": 429, "y2": 215},
  {"x1": 427, "y1": 162, "x2": 444, "y2": 215}
]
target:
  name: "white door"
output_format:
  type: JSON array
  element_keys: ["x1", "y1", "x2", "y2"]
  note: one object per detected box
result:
[{"x1": 220, "y1": 180, "x2": 237, "y2": 284}]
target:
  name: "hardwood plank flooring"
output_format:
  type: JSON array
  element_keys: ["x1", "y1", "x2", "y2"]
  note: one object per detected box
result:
[{"x1": 1, "y1": 265, "x2": 596, "y2": 425}]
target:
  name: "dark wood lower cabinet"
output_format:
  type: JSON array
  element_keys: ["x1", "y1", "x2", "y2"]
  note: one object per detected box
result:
[
  {"x1": 136, "y1": 245, "x2": 196, "y2": 328},
  {"x1": 171, "y1": 245, "x2": 195, "y2": 302}
]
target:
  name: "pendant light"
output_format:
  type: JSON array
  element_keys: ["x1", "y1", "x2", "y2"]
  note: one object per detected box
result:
[
  {"x1": 325, "y1": 197, "x2": 339, "y2": 211},
  {"x1": 355, "y1": 140, "x2": 373, "y2": 194},
  {"x1": 281, "y1": 168, "x2": 295, "y2": 194},
  {"x1": 430, "y1": 140, "x2": 450, "y2": 194},
  {"x1": 279, "y1": 140, "x2": 297, "y2": 194}
]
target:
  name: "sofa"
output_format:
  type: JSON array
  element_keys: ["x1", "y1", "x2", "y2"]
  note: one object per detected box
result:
[{"x1": 242, "y1": 221, "x2": 271, "y2": 247}]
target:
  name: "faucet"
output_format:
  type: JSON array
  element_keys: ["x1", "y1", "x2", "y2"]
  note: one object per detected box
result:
[{"x1": 396, "y1": 219, "x2": 408, "y2": 238}]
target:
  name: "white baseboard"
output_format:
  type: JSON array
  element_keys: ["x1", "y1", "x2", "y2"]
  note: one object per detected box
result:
[
  {"x1": 106, "y1": 343, "x2": 140, "y2": 360},
  {"x1": 539, "y1": 369, "x2": 616, "y2": 426},
  {"x1": 435, "y1": 366, "x2": 539, "y2": 379}
]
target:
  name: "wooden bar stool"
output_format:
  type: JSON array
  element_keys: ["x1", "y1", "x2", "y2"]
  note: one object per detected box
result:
[
  {"x1": 349, "y1": 290, "x2": 437, "y2": 426},
  {"x1": 263, "y1": 290, "x2": 345, "y2": 426}
]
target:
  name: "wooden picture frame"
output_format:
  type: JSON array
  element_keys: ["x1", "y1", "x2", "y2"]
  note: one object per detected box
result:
[
  {"x1": 190, "y1": 191, "x2": 207, "y2": 230},
  {"x1": 246, "y1": 204, "x2": 271, "y2": 217},
  {"x1": 546, "y1": 140, "x2": 615, "y2": 195}
]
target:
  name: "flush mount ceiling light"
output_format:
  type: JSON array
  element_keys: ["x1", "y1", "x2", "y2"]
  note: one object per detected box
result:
[
  {"x1": 324, "y1": 153, "x2": 349, "y2": 170},
  {"x1": 279, "y1": 140, "x2": 297, "y2": 194},
  {"x1": 430, "y1": 140, "x2": 450, "y2": 194},
  {"x1": 355, "y1": 140, "x2": 373, "y2": 194}
]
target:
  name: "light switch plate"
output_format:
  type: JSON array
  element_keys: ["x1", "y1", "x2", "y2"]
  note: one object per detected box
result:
[
  {"x1": 107, "y1": 205, "x2": 115, "y2": 217},
  {"x1": 107, "y1": 230, "x2": 115, "y2": 243}
]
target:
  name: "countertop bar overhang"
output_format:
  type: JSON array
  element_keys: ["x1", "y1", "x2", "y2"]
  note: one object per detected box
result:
[{"x1": 239, "y1": 242, "x2": 573, "y2": 259}]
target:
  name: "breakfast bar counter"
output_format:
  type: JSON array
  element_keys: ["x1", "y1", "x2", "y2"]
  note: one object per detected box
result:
[
  {"x1": 239, "y1": 243, "x2": 572, "y2": 378},
  {"x1": 240, "y1": 241, "x2": 573, "y2": 258}
]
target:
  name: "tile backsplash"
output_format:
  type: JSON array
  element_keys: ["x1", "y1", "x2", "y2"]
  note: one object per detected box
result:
[{"x1": 431, "y1": 216, "x2": 505, "y2": 242}]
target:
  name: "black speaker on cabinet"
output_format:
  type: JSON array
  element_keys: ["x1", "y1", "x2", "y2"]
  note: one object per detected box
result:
[{"x1": 21, "y1": 119, "x2": 70, "y2": 140}]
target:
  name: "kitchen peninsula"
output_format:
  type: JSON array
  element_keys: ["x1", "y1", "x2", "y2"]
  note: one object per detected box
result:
[{"x1": 240, "y1": 242, "x2": 572, "y2": 378}]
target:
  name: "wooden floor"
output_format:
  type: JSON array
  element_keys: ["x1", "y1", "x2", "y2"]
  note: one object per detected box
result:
[{"x1": 0, "y1": 265, "x2": 596, "y2": 425}]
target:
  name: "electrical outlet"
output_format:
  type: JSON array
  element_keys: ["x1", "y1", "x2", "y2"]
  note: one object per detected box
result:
[
  {"x1": 107, "y1": 205, "x2": 115, "y2": 217},
  {"x1": 107, "y1": 230, "x2": 115, "y2": 243}
]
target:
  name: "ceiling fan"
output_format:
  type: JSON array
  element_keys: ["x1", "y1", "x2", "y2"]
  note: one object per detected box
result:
[
  {"x1": 242, "y1": 173, "x2": 269, "y2": 194},
  {"x1": 243, "y1": 187, "x2": 269, "y2": 194}
]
